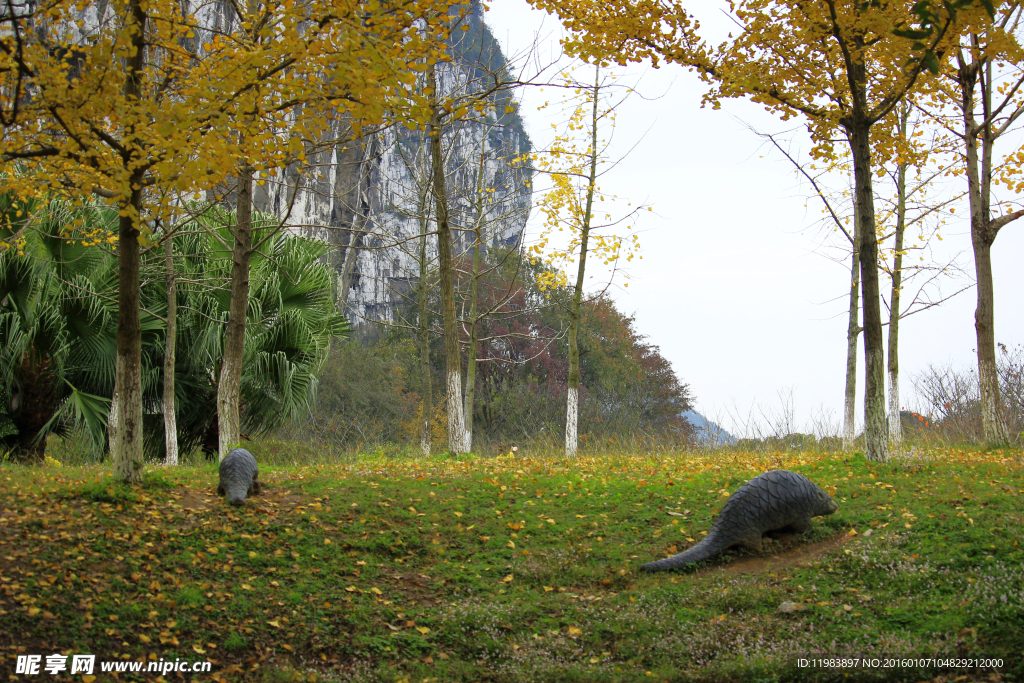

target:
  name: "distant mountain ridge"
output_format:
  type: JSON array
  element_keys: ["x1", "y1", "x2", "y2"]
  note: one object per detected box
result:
[{"x1": 681, "y1": 410, "x2": 737, "y2": 446}]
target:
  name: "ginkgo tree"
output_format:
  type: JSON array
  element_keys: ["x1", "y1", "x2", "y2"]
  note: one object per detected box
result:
[
  {"x1": 529, "y1": 66, "x2": 643, "y2": 459},
  {"x1": 420, "y1": 16, "x2": 532, "y2": 455},
  {"x1": 918, "y1": 3, "x2": 1024, "y2": 445},
  {"x1": 531, "y1": 0, "x2": 984, "y2": 461},
  {"x1": 0, "y1": 0, "x2": 459, "y2": 480}
]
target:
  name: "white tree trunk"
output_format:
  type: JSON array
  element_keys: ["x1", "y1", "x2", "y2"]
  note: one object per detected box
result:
[
  {"x1": 888, "y1": 370, "x2": 901, "y2": 447},
  {"x1": 163, "y1": 236, "x2": 179, "y2": 465},
  {"x1": 108, "y1": 388, "x2": 119, "y2": 459},
  {"x1": 420, "y1": 417, "x2": 432, "y2": 457},
  {"x1": 565, "y1": 386, "x2": 579, "y2": 459},
  {"x1": 446, "y1": 369, "x2": 471, "y2": 453}
]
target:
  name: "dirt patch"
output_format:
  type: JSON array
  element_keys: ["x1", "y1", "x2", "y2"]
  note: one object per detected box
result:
[
  {"x1": 172, "y1": 484, "x2": 305, "y2": 512},
  {"x1": 176, "y1": 489, "x2": 218, "y2": 511},
  {"x1": 702, "y1": 531, "x2": 855, "y2": 576}
]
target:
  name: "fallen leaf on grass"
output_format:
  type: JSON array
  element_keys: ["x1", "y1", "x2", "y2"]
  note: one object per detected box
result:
[
  {"x1": 778, "y1": 601, "x2": 804, "y2": 614},
  {"x1": 567, "y1": 626, "x2": 582, "y2": 637},
  {"x1": 416, "y1": 626, "x2": 431, "y2": 635}
]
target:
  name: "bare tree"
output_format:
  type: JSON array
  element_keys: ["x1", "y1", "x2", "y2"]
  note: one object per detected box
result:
[{"x1": 750, "y1": 119, "x2": 967, "y2": 452}]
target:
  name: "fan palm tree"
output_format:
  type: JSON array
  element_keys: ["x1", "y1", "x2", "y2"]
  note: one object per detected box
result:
[
  {"x1": 167, "y1": 206, "x2": 350, "y2": 455},
  {"x1": 0, "y1": 198, "x2": 128, "y2": 462},
  {"x1": 0, "y1": 198, "x2": 348, "y2": 463}
]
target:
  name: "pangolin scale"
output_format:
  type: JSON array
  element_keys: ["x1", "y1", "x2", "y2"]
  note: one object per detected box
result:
[
  {"x1": 217, "y1": 447, "x2": 261, "y2": 505},
  {"x1": 640, "y1": 469, "x2": 838, "y2": 572}
]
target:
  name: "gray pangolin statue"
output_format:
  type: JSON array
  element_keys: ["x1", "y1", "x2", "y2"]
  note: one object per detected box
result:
[
  {"x1": 640, "y1": 469, "x2": 838, "y2": 572},
  {"x1": 217, "y1": 448, "x2": 261, "y2": 505}
]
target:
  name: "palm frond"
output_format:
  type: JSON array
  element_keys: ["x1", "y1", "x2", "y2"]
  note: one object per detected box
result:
[
  {"x1": 241, "y1": 350, "x2": 319, "y2": 435},
  {"x1": 0, "y1": 250, "x2": 40, "y2": 321},
  {"x1": 36, "y1": 381, "x2": 110, "y2": 454}
]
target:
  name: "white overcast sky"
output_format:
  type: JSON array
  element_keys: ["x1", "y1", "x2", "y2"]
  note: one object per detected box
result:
[{"x1": 483, "y1": 1, "x2": 1024, "y2": 438}]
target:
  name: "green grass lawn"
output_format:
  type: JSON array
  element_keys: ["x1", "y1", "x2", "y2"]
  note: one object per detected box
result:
[{"x1": 1, "y1": 447, "x2": 1022, "y2": 682}]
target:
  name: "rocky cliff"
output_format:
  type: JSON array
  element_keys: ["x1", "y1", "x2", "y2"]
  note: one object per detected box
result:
[{"x1": 254, "y1": 6, "x2": 533, "y2": 325}]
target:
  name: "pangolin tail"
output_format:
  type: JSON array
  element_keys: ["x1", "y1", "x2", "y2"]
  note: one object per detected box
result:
[{"x1": 639, "y1": 532, "x2": 725, "y2": 572}]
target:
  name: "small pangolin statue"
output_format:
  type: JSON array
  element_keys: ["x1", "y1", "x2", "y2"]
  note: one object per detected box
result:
[{"x1": 217, "y1": 447, "x2": 261, "y2": 505}]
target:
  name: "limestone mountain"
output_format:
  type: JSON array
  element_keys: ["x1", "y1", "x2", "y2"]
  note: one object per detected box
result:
[{"x1": 254, "y1": 5, "x2": 533, "y2": 324}]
